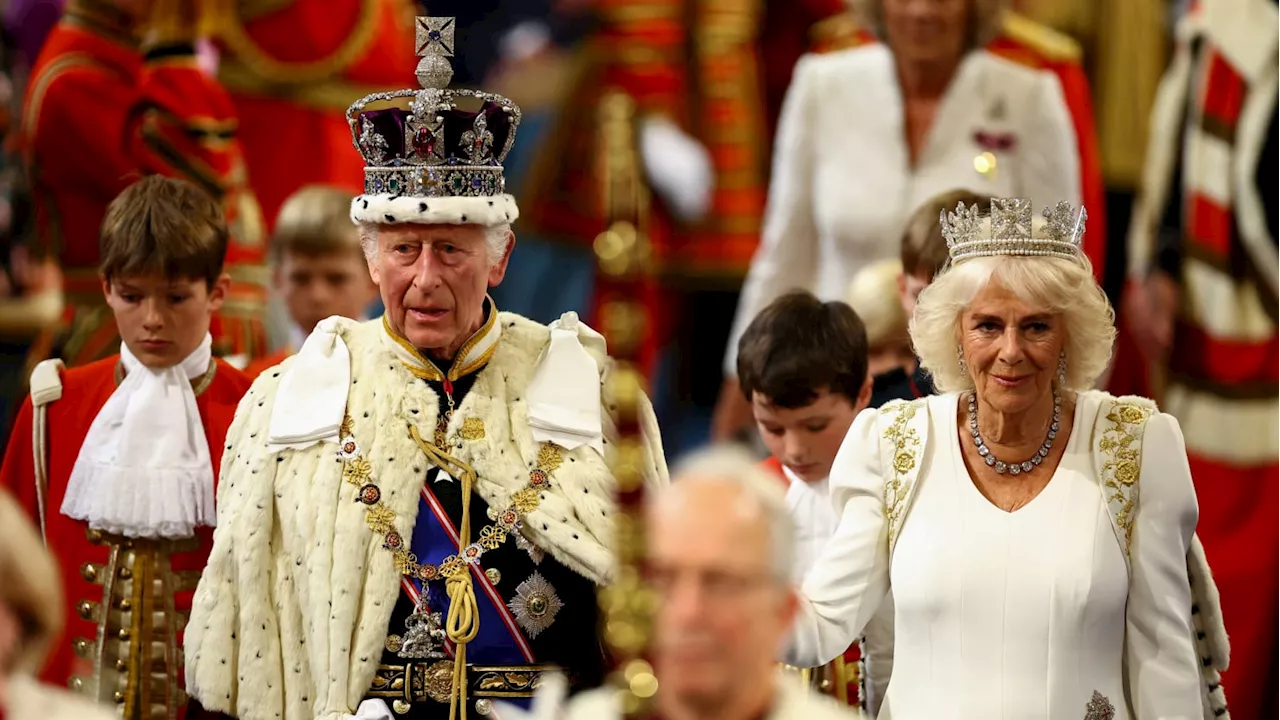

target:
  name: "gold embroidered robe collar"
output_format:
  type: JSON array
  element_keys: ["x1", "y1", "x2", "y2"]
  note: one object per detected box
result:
[{"x1": 381, "y1": 297, "x2": 502, "y2": 384}]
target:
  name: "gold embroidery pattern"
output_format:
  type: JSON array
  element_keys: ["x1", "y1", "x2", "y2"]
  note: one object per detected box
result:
[
  {"x1": 337, "y1": 414, "x2": 562, "y2": 583},
  {"x1": 880, "y1": 402, "x2": 921, "y2": 549},
  {"x1": 460, "y1": 417, "x2": 486, "y2": 441},
  {"x1": 1097, "y1": 401, "x2": 1151, "y2": 556}
]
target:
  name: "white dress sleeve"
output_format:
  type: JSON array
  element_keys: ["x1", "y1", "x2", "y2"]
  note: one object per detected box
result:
[
  {"x1": 1125, "y1": 412, "x2": 1202, "y2": 719},
  {"x1": 1019, "y1": 71, "x2": 1082, "y2": 207},
  {"x1": 722, "y1": 54, "x2": 821, "y2": 376},
  {"x1": 786, "y1": 407, "x2": 892, "y2": 667}
]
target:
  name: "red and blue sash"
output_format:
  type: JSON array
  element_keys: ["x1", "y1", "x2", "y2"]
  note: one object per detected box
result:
[{"x1": 403, "y1": 482, "x2": 536, "y2": 665}]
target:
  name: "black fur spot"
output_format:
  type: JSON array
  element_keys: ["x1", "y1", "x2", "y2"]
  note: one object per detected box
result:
[
  {"x1": 384, "y1": 214, "x2": 396, "y2": 223},
  {"x1": 362, "y1": 199, "x2": 369, "y2": 209},
  {"x1": 420, "y1": 202, "x2": 428, "y2": 212},
  {"x1": 461, "y1": 214, "x2": 468, "y2": 222},
  {"x1": 487, "y1": 200, "x2": 494, "y2": 206}
]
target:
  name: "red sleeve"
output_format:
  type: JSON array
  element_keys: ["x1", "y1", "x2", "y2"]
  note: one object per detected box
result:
[
  {"x1": 0, "y1": 396, "x2": 40, "y2": 521},
  {"x1": 597, "y1": 0, "x2": 686, "y2": 117},
  {"x1": 29, "y1": 66, "x2": 142, "y2": 216},
  {"x1": 128, "y1": 49, "x2": 244, "y2": 200},
  {"x1": 1050, "y1": 59, "x2": 1107, "y2": 281}
]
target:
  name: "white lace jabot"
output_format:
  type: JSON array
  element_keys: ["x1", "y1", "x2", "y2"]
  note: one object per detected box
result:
[{"x1": 61, "y1": 334, "x2": 216, "y2": 539}]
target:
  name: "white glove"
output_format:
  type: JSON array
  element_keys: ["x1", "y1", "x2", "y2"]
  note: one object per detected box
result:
[
  {"x1": 337, "y1": 699, "x2": 395, "y2": 720},
  {"x1": 639, "y1": 116, "x2": 714, "y2": 223},
  {"x1": 491, "y1": 673, "x2": 570, "y2": 720}
]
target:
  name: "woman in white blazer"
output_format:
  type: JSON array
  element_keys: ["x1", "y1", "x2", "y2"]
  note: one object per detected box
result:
[{"x1": 715, "y1": 0, "x2": 1080, "y2": 438}]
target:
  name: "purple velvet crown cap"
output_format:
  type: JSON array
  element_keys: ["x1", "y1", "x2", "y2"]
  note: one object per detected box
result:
[{"x1": 356, "y1": 100, "x2": 516, "y2": 169}]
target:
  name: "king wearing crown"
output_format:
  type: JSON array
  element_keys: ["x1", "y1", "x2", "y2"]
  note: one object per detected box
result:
[{"x1": 183, "y1": 17, "x2": 668, "y2": 720}]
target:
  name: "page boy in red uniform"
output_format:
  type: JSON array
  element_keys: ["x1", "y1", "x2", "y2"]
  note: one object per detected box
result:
[{"x1": 0, "y1": 175, "x2": 251, "y2": 720}]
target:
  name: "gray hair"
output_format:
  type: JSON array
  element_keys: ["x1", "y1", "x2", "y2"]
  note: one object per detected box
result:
[
  {"x1": 852, "y1": 0, "x2": 1009, "y2": 51},
  {"x1": 358, "y1": 222, "x2": 513, "y2": 265},
  {"x1": 669, "y1": 445, "x2": 796, "y2": 586}
]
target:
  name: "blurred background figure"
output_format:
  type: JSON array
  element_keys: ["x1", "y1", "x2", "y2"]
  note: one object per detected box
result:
[
  {"x1": 249, "y1": 184, "x2": 379, "y2": 378},
  {"x1": 1009, "y1": 0, "x2": 1169, "y2": 300},
  {"x1": 17, "y1": 0, "x2": 269, "y2": 368},
  {"x1": 204, "y1": 0, "x2": 417, "y2": 230},
  {"x1": 520, "y1": 0, "x2": 846, "y2": 458},
  {"x1": 860, "y1": 190, "x2": 991, "y2": 408},
  {"x1": 1120, "y1": 0, "x2": 1279, "y2": 715},
  {"x1": 0, "y1": 489, "x2": 114, "y2": 720},
  {"x1": 712, "y1": 0, "x2": 1086, "y2": 443},
  {"x1": 845, "y1": 260, "x2": 910, "y2": 390}
]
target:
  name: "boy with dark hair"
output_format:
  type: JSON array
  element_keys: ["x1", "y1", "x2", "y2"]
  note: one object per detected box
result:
[
  {"x1": 0, "y1": 174, "x2": 250, "y2": 719},
  {"x1": 245, "y1": 184, "x2": 378, "y2": 379},
  {"x1": 737, "y1": 288, "x2": 872, "y2": 577},
  {"x1": 736, "y1": 289, "x2": 873, "y2": 708},
  {"x1": 870, "y1": 189, "x2": 991, "y2": 407}
]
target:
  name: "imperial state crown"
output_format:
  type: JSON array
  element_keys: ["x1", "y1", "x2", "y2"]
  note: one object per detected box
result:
[
  {"x1": 346, "y1": 17, "x2": 522, "y2": 228},
  {"x1": 941, "y1": 197, "x2": 1087, "y2": 266}
]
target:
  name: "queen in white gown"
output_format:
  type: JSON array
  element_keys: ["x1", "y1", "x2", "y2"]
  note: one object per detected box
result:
[{"x1": 786, "y1": 197, "x2": 1230, "y2": 719}]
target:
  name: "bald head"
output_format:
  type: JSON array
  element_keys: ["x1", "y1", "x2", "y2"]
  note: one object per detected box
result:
[
  {"x1": 653, "y1": 445, "x2": 796, "y2": 584},
  {"x1": 646, "y1": 446, "x2": 800, "y2": 718}
]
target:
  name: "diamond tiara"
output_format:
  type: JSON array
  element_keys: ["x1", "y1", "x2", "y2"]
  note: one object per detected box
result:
[{"x1": 941, "y1": 197, "x2": 1087, "y2": 266}]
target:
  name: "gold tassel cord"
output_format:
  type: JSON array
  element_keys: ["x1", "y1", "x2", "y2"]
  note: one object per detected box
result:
[{"x1": 409, "y1": 427, "x2": 480, "y2": 720}]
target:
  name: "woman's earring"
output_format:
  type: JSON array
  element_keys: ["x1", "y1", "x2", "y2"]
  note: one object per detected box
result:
[
  {"x1": 957, "y1": 344, "x2": 967, "y2": 376},
  {"x1": 1057, "y1": 351, "x2": 1068, "y2": 387}
]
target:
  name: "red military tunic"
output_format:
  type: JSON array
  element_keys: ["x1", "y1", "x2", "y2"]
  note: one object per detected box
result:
[
  {"x1": 522, "y1": 0, "x2": 837, "y2": 378},
  {"x1": 209, "y1": 0, "x2": 418, "y2": 229},
  {"x1": 1119, "y1": 2, "x2": 1279, "y2": 714},
  {"x1": 242, "y1": 345, "x2": 291, "y2": 380},
  {"x1": 0, "y1": 356, "x2": 250, "y2": 720},
  {"x1": 807, "y1": 10, "x2": 1107, "y2": 281},
  {"x1": 20, "y1": 6, "x2": 269, "y2": 365}
]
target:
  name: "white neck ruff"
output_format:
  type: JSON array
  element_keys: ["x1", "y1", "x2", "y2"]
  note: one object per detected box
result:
[{"x1": 61, "y1": 335, "x2": 217, "y2": 538}]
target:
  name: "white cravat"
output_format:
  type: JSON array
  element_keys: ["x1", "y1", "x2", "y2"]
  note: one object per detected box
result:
[
  {"x1": 526, "y1": 312, "x2": 605, "y2": 454},
  {"x1": 267, "y1": 316, "x2": 351, "y2": 451},
  {"x1": 62, "y1": 334, "x2": 216, "y2": 539}
]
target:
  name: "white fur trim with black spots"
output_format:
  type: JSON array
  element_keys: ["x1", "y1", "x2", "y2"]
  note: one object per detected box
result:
[{"x1": 350, "y1": 193, "x2": 519, "y2": 227}]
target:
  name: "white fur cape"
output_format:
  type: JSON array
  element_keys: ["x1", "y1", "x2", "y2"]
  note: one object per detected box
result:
[{"x1": 183, "y1": 313, "x2": 668, "y2": 720}]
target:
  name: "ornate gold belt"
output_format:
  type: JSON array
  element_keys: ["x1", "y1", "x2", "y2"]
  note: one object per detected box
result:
[{"x1": 367, "y1": 661, "x2": 558, "y2": 714}]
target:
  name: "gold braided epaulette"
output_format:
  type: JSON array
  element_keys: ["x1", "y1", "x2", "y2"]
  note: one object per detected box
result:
[{"x1": 1000, "y1": 12, "x2": 1083, "y2": 64}]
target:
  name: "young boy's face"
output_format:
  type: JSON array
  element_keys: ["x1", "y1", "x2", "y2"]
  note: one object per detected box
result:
[
  {"x1": 103, "y1": 273, "x2": 228, "y2": 369},
  {"x1": 897, "y1": 269, "x2": 933, "y2": 318},
  {"x1": 752, "y1": 388, "x2": 866, "y2": 483},
  {"x1": 275, "y1": 250, "x2": 378, "y2": 337}
]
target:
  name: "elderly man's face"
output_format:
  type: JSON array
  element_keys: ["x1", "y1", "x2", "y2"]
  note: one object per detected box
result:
[
  {"x1": 647, "y1": 480, "x2": 797, "y2": 714},
  {"x1": 368, "y1": 224, "x2": 511, "y2": 359}
]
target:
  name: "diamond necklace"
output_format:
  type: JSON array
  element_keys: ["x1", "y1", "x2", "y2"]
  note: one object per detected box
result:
[{"x1": 967, "y1": 389, "x2": 1061, "y2": 475}]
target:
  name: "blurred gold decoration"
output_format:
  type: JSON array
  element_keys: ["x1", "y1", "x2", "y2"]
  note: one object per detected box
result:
[{"x1": 596, "y1": 87, "x2": 657, "y2": 718}]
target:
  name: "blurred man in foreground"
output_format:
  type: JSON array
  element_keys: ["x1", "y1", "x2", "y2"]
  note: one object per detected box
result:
[{"x1": 516, "y1": 446, "x2": 863, "y2": 720}]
